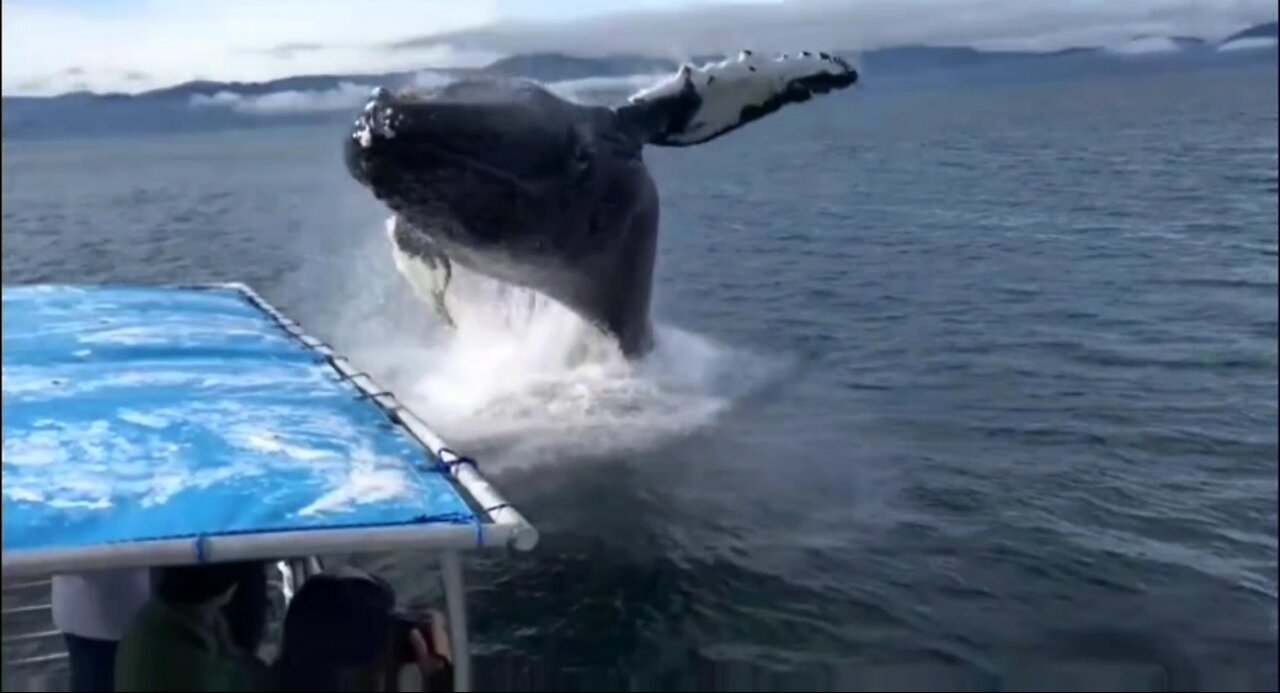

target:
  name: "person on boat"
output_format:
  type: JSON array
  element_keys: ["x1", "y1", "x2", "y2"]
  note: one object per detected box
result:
[
  {"x1": 221, "y1": 561, "x2": 271, "y2": 657},
  {"x1": 52, "y1": 568, "x2": 153, "y2": 692},
  {"x1": 274, "y1": 567, "x2": 453, "y2": 692},
  {"x1": 114, "y1": 561, "x2": 270, "y2": 692}
]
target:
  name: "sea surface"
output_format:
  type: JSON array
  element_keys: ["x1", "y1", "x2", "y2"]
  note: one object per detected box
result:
[{"x1": 3, "y1": 62, "x2": 1278, "y2": 691}]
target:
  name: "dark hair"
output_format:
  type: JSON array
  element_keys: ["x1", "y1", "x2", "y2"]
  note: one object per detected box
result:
[
  {"x1": 222, "y1": 561, "x2": 270, "y2": 654},
  {"x1": 276, "y1": 569, "x2": 400, "y2": 692},
  {"x1": 154, "y1": 561, "x2": 260, "y2": 606}
]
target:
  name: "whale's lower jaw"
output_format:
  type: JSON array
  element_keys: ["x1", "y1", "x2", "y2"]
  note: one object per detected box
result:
[
  {"x1": 385, "y1": 218, "x2": 655, "y2": 359},
  {"x1": 387, "y1": 223, "x2": 455, "y2": 328}
]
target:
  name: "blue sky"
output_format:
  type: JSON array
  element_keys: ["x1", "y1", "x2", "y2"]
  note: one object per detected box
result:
[{"x1": 2, "y1": 0, "x2": 1274, "y2": 95}]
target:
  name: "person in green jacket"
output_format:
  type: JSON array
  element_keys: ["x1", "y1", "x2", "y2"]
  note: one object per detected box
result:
[{"x1": 114, "y1": 561, "x2": 269, "y2": 692}]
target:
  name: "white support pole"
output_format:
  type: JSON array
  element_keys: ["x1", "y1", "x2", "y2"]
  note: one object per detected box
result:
[
  {"x1": 2, "y1": 522, "x2": 531, "y2": 581},
  {"x1": 440, "y1": 551, "x2": 472, "y2": 693},
  {"x1": 277, "y1": 560, "x2": 297, "y2": 602}
]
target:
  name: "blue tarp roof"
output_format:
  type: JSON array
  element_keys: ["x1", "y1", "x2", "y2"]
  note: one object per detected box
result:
[{"x1": 2, "y1": 284, "x2": 480, "y2": 562}]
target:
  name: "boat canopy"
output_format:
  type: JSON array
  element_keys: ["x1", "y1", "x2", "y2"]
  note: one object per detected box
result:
[{"x1": 1, "y1": 283, "x2": 538, "y2": 579}]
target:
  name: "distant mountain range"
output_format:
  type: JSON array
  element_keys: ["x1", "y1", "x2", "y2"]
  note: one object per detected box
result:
[
  {"x1": 1224, "y1": 20, "x2": 1280, "y2": 42},
  {"x1": 3, "y1": 21, "x2": 1275, "y2": 140}
]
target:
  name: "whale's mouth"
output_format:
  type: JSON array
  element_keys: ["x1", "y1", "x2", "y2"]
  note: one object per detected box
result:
[{"x1": 404, "y1": 138, "x2": 539, "y2": 194}]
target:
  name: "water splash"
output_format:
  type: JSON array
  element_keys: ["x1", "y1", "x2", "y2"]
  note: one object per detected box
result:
[{"x1": 320, "y1": 222, "x2": 781, "y2": 468}]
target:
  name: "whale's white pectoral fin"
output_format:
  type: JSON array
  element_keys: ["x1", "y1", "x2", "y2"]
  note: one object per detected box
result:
[
  {"x1": 619, "y1": 50, "x2": 859, "y2": 147},
  {"x1": 386, "y1": 216, "x2": 456, "y2": 328}
]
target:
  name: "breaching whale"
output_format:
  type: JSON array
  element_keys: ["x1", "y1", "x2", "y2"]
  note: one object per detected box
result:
[{"x1": 344, "y1": 50, "x2": 858, "y2": 358}]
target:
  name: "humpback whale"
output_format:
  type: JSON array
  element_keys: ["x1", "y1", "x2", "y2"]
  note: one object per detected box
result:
[{"x1": 344, "y1": 51, "x2": 858, "y2": 358}]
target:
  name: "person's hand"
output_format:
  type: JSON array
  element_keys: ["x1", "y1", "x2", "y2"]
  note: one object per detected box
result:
[
  {"x1": 408, "y1": 628, "x2": 445, "y2": 678},
  {"x1": 425, "y1": 609, "x2": 451, "y2": 664},
  {"x1": 408, "y1": 613, "x2": 453, "y2": 692}
]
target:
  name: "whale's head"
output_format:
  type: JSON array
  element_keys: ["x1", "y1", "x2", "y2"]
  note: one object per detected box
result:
[
  {"x1": 344, "y1": 79, "x2": 661, "y2": 356},
  {"x1": 344, "y1": 81, "x2": 654, "y2": 273}
]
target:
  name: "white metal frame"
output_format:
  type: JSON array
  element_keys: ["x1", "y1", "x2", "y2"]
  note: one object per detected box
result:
[{"x1": 2, "y1": 282, "x2": 541, "y2": 692}]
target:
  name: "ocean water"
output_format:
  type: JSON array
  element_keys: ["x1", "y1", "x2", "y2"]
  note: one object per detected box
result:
[{"x1": 3, "y1": 62, "x2": 1277, "y2": 691}]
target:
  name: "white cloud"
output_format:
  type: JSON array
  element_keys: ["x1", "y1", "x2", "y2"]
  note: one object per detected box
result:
[
  {"x1": 1218, "y1": 36, "x2": 1279, "y2": 51},
  {"x1": 1, "y1": 0, "x2": 498, "y2": 95},
  {"x1": 1107, "y1": 36, "x2": 1184, "y2": 54},
  {"x1": 183, "y1": 70, "x2": 663, "y2": 118},
  {"x1": 390, "y1": 0, "x2": 1278, "y2": 59},
  {"x1": 406, "y1": 70, "x2": 458, "y2": 91},
  {"x1": 2, "y1": 0, "x2": 1276, "y2": 96},
  {"x1": 188, "y1": 72, "x2": 453, "y2": 115},
  {"x1": 189, "y1": 81, "x2": 374, "y2": 115}
]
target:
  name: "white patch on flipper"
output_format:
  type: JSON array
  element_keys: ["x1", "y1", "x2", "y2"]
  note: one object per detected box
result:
[{"x1": 626, "y1": 50, "x2": 858, "y2": 146}]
